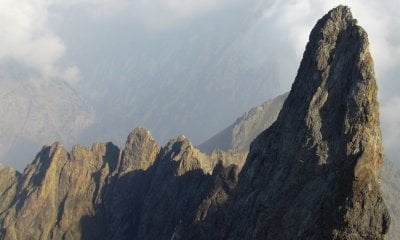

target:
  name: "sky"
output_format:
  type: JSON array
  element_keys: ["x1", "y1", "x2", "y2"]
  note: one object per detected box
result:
[{"x1": 0, "y1": 0, "x2": 399, "y2": 163}]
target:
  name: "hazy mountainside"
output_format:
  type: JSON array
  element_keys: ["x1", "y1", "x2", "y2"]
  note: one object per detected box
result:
[
  {"x1": 66, "y1": 0, "x2": 290, "y2": 146},
  {"x1": 185, "y1": 6, "x2": 389, "y2": 239},
  {"x1": 0, "y1": 5, "x2": 391, "y2": 240},
  {"x1": 0, "y1": 78, "x2": 94, "y2": 170},
  {"x1": 199, "y1": 92, "x2": 288, "y2": 153},
  {"x1": 381, "y1": 161, "x2": 400, "y2": 239}
]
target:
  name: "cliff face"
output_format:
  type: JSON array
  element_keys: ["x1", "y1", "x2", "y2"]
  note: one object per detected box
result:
[
  {"x1": 0, "y1": 5, "x2": 390, "y2": 240},
  {"x1": 196, "y1": 5, "x2": 389, "y2": 240},
  {"x1": 0, "y1": 141, "x2": 122, "y2": 239},
  {"x1": 200, "y1": 85, "x2": 400, "y2": 239}
]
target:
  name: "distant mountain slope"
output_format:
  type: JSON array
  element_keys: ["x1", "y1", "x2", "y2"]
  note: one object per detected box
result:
[
  {"x1": 0, "y1": 79, "x2": 94, "y2": 170},
  {"x1": 198, "y1": 92, "x2": 288, "y2": 153},
  {"x1": 381, "y1": 160, "x2": 400, "y2": 239},
  {"x1": 71, "y1": 0, "x2": 292, "y2": 146}
]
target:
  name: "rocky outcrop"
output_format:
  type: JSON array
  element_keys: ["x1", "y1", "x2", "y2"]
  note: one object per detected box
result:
[
  {"x1": 200, "y1": 86, "x2": 400, "y2": 240},
  {"x1": 0, "y1": 141, "x2": 121, "y2": 239},
  {"x1": 0, "y1": 167, "x2": 20, "y2": 214},
  {"x1": 118, "y1": 128, "x2": 160, "y2": 174},
  {"x1": 199, "y1": 88, "x2": 400, "y2": 240},
  {"x1": 190, "y1": 5, "x2": 389, "y2": 240}
]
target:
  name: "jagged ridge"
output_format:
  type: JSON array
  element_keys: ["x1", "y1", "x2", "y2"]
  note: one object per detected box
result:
[{"x1": 0, "y1": 128, "x2": 245, "y2": 239}]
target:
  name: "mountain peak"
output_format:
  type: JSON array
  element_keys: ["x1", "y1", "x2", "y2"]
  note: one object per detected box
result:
[
  {"x1": 326, "y1": 5, "x2": 353, "y2": 23},
  {"x1": 209, "y1": 5, "x2": 389, "y2": 239},
  {"x1": 119, "y1": 128, "x2": 160, "y2": 173}
]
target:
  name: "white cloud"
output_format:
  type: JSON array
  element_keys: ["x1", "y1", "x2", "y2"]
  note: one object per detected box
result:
[
  {"x1": 0, "y1": 0, "x2": 74, "y2": 82},
  {"x1": 62, "y1": 66, "x2": 81, "y2": 85}
]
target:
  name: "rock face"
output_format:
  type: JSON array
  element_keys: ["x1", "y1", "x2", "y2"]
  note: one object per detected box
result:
[
  {"x1": 0, "y1": 167, "x2": 20, "y2": 214},
  {"x1": 0, "y1": 141, "x2": 122, "y2": 240},
  {"x1": 0, "y1": 5, "x2": 390, "y2": 240},
  {"x1": 200, "y1": 84, "x2": 400, "y2": 240},
  {"x1": 194, "y1": 5, "x2": 389, "y2": 240},
  {"x1": 0, "y1": 128, "x2": 244, "y2": 240}
]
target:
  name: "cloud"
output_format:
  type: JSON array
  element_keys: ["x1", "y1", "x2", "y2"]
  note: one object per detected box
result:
[
  {"x1": 0, "y1": 0, "x2": 80, "y2": 83},
  {"x1": 0, "y1": 0, "x2": 241, "y2": 83}
]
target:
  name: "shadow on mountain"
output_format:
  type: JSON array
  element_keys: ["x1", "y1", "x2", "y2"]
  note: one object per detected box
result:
[{"x1": 80, "y1": 143, "x2": 238, "y2": 240}]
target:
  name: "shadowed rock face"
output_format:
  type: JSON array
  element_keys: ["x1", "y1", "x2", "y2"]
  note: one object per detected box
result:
[
  {"x1": 0, "y1": 5, "x2": 390, "y2": 240},
  {"x1": 193, "y1": 5, "x2": 389, "y2": 240}
]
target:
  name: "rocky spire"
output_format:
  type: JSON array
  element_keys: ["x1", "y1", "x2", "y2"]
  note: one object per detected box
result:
[
  {"x1": 211, "y1": 5, "x2": 389, "y2": 240},
  {"x1": 118, "y1": 128, "x2": 160, "y2": 174}
]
